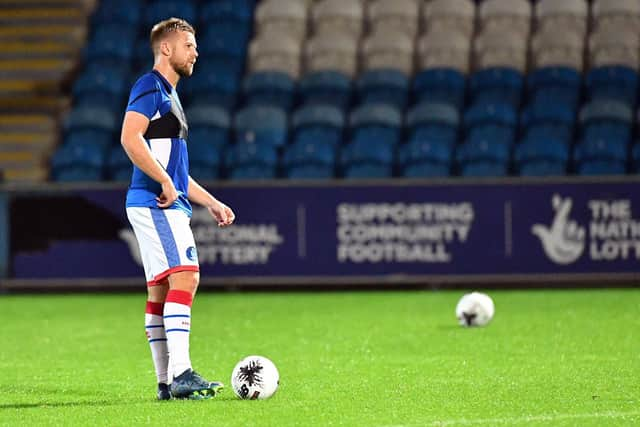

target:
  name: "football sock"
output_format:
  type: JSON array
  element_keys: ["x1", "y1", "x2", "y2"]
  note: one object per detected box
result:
[
  {"x1": 145, "y1": 301, "x2": 169, "y2": 384},
  {"x1": 164, "y1": 289, "x2": 193, "y2": 377}
]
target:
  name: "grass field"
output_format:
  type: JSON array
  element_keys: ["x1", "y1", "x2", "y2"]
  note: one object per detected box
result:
[{"x1": 0, "y1": 289, "x2": 638, "y2": 426}]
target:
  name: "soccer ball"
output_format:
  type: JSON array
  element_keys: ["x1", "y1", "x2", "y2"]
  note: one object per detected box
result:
[
  {"x1": 455, "y1": 292, "x2": 495, "y2": 327},
  {"x1": 231, "y1": 355, "x2": 279, "y2": 400}
]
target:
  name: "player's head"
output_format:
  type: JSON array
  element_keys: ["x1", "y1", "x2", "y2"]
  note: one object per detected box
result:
[{"x1": 150, "y1": 17, "x2": 198, "y2": 77}]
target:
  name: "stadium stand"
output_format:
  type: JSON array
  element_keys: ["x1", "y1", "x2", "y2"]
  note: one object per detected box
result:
[{"x1": 39, "y1": 0, "x2": 640, "y2": 183}]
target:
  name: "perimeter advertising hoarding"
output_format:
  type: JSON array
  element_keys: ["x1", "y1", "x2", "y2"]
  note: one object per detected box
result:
[{"x1": 7, "y1": 180, "x2": 640, "y2": 282}]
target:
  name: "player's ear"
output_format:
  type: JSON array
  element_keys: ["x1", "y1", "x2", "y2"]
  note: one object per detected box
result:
[{"x1": 159, "y1": 40, "x2": 171, "y2": 57}]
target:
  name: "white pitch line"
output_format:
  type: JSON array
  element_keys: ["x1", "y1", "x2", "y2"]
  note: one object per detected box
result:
[{"x1": 383, "y1": 410, "x2": 640, "y2": 427}]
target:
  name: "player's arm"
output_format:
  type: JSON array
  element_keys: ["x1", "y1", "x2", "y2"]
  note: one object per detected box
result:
[
  {"x1": 120, "y1": 111, "x2": 177, "y2": 208},
  {"x1": 188, "y1": 176, "x2": 235, "y2": 227}
]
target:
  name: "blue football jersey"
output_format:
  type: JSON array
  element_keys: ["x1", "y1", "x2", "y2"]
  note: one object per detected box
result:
[{"x1": 124, "y1": 70, "x2": 192, "y2": 216}]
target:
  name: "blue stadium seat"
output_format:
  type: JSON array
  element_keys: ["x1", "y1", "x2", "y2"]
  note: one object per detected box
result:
[
  {"x1": 520, "y1": 102, "x2": 575, "y2": 144},
  {"x1": 299, "y1": 71, "x2": 352, "y2": 111},
  {"x1": 356, "y1": 69, "x2": 409, "y2": 109},
  {"x1": 51, "y1": 143, "x2": 107, "y2": 182},
  {"x1": 199, "y1": 24, "x2": 251, "y2": 59},
  {"x1": 574, "y1": 138, "x2": 628, "y2": 169},
  {"x1": 243, "y1": 71, "x2": 296, "y2": 110},
  {"x1": 225, "y1": 141, "x2": 278, "y2": 179},
  {"x1": 64, "y1": 106, "x2": 118, "y2": 135},
  {"x1": 513, "y1": 138, "x2": 569, "y2": 177},
  {"x1": 464, "y1": 103, "x2": 517, "y2": 144},
  {"x1": 586, "y1": 65, "x2": 639, "y2": 107},
  {"x1": 469, "y1": 67, "x2": 523, "y2": 108},
  {"x1": 456, "y1": 139, "x2": 510, "y2": 177},
  {"x1": 398, "y1": 139, "x2": 453, "y2": 178},
  {"x1": 527, "y1": 66, "x2": 582, "y2": 110},
  {"x1": 186, "y1": 105, "x2": 230, "y2": 152},
  {"x1": 579, "y1": 100, "x2": 633, "y2": 144},
  {"x1": 291, "y1": 104, "x2": 345, "y2": 149},
  {"x1": 341, "y1": 138, "x2": 395, "y2": 168},
  {"x1": 200, "y1": 0, "x2": 255, "y2": 25},
  {"x1": 412, "y1": 68, "x2": 466, "y2": 111},
  {"x1": 73, "y1": 69, "x2": 128, "y2": 112},
  {"x1": 91, "y1": 0, "x2": 142, "y2": 25},
  {"x1": 188, "y1": 139, "x2": 222, "y2": 180},
  {"x1": 631, "y1": 143, "x2": 640, "y2": 172},
  {"x1": 234, "y1": 105, "x2": 288, "y2": 147},
  {"x1": 282, "y1": 139, "x2": 337, "y2": 179},
  {"x1": 182, "y1": 63, "x2": 240, "y2": 109},
  {"x1": 85, "y1": 23, "x2": 136, "y2": 62},
  {"x1": 406, "y1": 102, "x2": 459, "y2": 144},
  {"x1": 349, "y1": 103, "x2": 402, "y2": 147},
  {"x1": 144, "y1": 0, "x2": 197, "y2": 27}
]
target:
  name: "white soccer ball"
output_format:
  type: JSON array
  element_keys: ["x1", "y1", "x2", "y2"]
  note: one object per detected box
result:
[
  {"x1": 455, "y1": 292, "x2": 495, "y2": 327},
  {"x1": 231, "y1": 355, "x2": 279, "y2": 400}
]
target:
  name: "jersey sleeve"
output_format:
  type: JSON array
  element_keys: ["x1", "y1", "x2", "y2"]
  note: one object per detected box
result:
[{"x1": 126, "y1": 74, "x2": 161, "y2": 119}]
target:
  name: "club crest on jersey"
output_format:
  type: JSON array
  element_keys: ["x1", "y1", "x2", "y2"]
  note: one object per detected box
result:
[{"x1": 186, "y1": 246, "x2": 197, "y2": 262}]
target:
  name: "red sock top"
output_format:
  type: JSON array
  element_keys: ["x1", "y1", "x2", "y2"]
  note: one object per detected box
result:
[
  {"x1": 165, "y1": 289, "x2": 193, "y2": 307},
  {"x1": 145, "y1": 301, "x2": 164, "y2": 316}
]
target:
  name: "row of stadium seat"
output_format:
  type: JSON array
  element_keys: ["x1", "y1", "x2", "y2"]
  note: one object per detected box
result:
[{"x1": 52, "y1": 0, "x2": 640, "y2": 181}]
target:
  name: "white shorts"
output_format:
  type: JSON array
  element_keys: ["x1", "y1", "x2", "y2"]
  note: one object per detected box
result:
[{"x1": 126, "y1": 207, "x2": 199, "y2": 286}]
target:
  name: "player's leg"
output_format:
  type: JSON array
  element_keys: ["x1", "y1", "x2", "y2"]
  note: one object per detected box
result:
[
  {"x1": 165, "y1": 270, "x2": 224, "y2": 399},
  {"x1": 146, "y1": 280, "x2": 170, "y2": 400}
]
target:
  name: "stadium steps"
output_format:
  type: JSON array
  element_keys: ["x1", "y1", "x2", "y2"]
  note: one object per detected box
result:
[{"x1": 0, "y1": 0, "x2": 92, "y2": 182}]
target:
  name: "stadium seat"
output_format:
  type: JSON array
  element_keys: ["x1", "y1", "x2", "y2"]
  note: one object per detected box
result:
[
  {"x1": 144, "y1": 0, "x2": 197, "y2": 27},
  {"x1": 520, "y1": 102, "x2": 575, "y2": 144},
  {"x1": 631, "y1": 143, "x2": 640, "y2": 172},
  {"x1": 282, "y1": 139, "x2": 337, "y2": 179},
  {"x1": 186, "y1": 105, "x2": 231, "y2": 152},
  {"x1": 422, "y1": 0, "x2": 476, "y2": 39},
  {"x1": 464, "y1": 103, "x2": 517, "y2": 144},
  {"x1": 199, "y1": 25, "x2": 251, "y2": 60},
  {"x1": 255, "y1": 0, "x2": 308, "y2": 42},
  {"x1": 249, "y1": 32, "x2": 301, "y2": 78},
  {"x1": 305, "y1": 32, "x2": 359, "y2": 78},
  {"x1": 242, "y1": 71, "x2": 296, "y2": 110},
  {"x1": 200, "y1": 0, "x2": 255, "y2": 26},
  {"x1": 579, "y1": 100, "x2": 633, "y2": 144},
  {"x1": 479, "y1": 0, "x2": 532, "y2": 38},
  {"x1": 291, "y1": 104, "x2": 345, "y2": 148},
  {"x1": 406, "y1": 102, "x2": 459, "y2": 144},
  {"x1": 299, "y1": 71, "x2": 352, "y2": 110},
  {"x1": 188, "y1": 139, "x2": 222, "y2": 180},
  {"x1": 348, "y1": 103, "x2": 403, "y2": 147},
  {"x1": 183, "y1": 64, "x2": 240, "y2": 110},
  {"x1": 368, "y1": 0, "x2": 419, "y2": 38},
  {"x1": 469, "y1": 67, "x2": 524, "y2": 108},
  {"x1": 535, "y1": 0, "x2": 588, "y2": 38},
  {"x1": 73, "y1": 68, "x2": 128, "y2": 113},
  {"x1": 417, "y1": 30, "x2": 471, "y2": 74},
  {"x1": 225, "y1": 142, "x2": 278, "y2": 179},
  {"x1": 527, "y1": 66, "x2": 582, "y2": 110},
  {"x1": 412, "y1": 68, "x2": 467, "y2": 111},
  {"x1": 234, "y1": 105, "x2": 288, "y2": 147},
  {"x1": 51, "y1": 143, "x2": 106, "y2": 182},
  {"x1": 356, "y1": 69, "x2": 409, "y2": 110},
  {"x1": 398, "y1": 139, "x2": 453, "y2": 177},
  {"x1": 574, "y1": 137, "x2": 628, "y2": 175},
  {"x1": 456, "y1": 139, "x2": 510, "y2": 177},
  {"x1": 361, "y1": 31, "x2": 414, "y2": 76},
  {"x1": 513, "y1": 138, "x2": 569, "y2": 176},
  {"x1": 585, "y1": 66, "x2": 639, "y2": 107},
  {"x1": 312, "y1": 0, "x2": 364, "y2": 38}
]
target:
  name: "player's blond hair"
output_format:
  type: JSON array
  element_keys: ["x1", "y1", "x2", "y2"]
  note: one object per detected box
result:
[{"x1": 149, "y1": 17, "x2": 195, "y2": 55}]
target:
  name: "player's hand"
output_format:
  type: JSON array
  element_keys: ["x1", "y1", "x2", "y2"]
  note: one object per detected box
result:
[
  {"x1": 156, "y1": 180, "x2": 179, "y2": 208},
  {"x1": 208, "y1": 201, "x2": 235, "y2": 227}
]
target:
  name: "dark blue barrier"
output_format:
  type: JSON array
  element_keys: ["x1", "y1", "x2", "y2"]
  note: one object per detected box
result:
[{"x1": 3, "y1": 177, "x2": 640, "y2": 287}]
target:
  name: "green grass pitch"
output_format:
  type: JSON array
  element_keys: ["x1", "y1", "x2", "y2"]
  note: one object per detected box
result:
[{"x1": 0, "y1": 289, "x2": 638, "y2": 426}]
